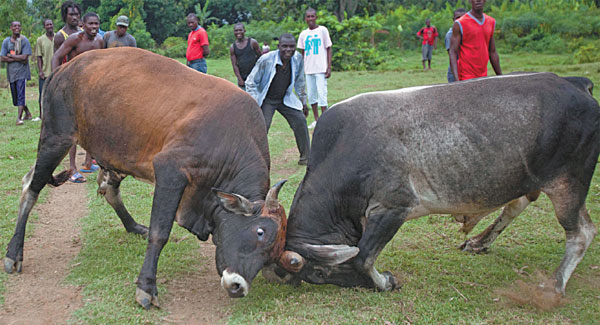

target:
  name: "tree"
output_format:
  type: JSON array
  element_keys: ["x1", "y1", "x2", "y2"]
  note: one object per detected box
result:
[{"x1": 194, "y1": 0, "x2": 220, "y2": 27}]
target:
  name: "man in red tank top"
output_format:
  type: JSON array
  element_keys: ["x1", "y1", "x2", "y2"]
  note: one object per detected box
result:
[{"x1": 449, "y1": 0, "x2": 502, "y2": 81}]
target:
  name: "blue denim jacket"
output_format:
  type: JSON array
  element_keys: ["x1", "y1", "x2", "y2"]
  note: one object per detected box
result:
[{"x1": 245, "y1": 50, "x2": 306, "y2": 110}]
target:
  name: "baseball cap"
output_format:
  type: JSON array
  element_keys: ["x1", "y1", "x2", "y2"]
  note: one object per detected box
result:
[{"x1": 116, "y1": 15, "x2": 129, "y2": 27}]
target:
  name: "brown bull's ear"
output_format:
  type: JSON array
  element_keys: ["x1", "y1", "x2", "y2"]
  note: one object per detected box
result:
[
  {"x1": 279, "y1": 250, "x2": 305, "y2": 273},
  {"x1": 212, "y1": 188, "x2": 255, "y2": 216},
  {"x1": 303, "y1": 244, "x2": 359, "y2": 266},
  {"x1": 265, "y1": 180, "x2": 287, "y2": 212}
]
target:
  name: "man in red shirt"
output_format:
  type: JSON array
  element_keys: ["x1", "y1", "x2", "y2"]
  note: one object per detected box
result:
[
  {"x1": 449, "y1": 0, "x2": 502, "y2": 81},
  {"x1": 416, "y1": 18, "x2": 438, "y2": 71},
  {"x1": 186, "y1": 13, "x2": 210, "y2": 73}
]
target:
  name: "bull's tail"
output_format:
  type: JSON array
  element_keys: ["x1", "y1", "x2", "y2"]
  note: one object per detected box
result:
[
  {"x1": 48, "y1": 169, "x2": 73, "y2": 187},
  {"x1": 39, "y1": 71, "x2": 57, "y2": 119}
]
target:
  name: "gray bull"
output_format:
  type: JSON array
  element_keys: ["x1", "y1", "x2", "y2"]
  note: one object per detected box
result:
[{"x1": 277, "y1": 73, "x2": 598, "y2": 296}]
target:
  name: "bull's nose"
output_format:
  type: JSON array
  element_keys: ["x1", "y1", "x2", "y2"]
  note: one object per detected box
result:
[{"x1": 221, "y1": 269, "x2": 249, "y2": 298}]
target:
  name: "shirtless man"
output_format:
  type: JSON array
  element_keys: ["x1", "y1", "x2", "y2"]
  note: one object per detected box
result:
[{"x1": 52, "y1": 12, "x2": 104, "y2": 183}]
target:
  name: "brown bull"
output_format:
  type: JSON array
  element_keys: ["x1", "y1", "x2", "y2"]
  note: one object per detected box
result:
[{"x1": 4, "y1": 47, "x2": 288, "y2": 308}]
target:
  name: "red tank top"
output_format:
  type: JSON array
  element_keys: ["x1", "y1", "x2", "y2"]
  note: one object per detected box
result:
[{"x1": 457, "y1": 13, "x2": 495, "y2": 81}]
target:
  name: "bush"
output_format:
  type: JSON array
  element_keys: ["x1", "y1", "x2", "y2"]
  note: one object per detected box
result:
[
  {"x1": 574, "y1": 44, "x2": 600, "y2": 64},
  {"x1": 159, "y1": 36, "x2": 187, "y2": 58}
]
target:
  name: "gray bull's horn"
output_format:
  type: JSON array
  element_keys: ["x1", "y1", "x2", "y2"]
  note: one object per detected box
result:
[
  {"x1": 279, "y1": 250, "x2": 306, "y2": 273},
  {"x1": 303, "y1": 244, "x2": 360, "y2": 266},
  {"x1": 265, "y1": 180, "x2": 287, "y2": 211}
]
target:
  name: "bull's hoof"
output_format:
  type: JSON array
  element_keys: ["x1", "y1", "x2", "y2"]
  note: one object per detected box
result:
[
  {"x1": 4, "y1": 257, "x2": 22, "y2": 274},
  {"x1": 380, "y1": 271, "x2": 400, "y2": 291},
  {"x1": 128, "y1": 225, "x2": 149, "y2": 239},
  {"x1": 459, "y1": 239, "x2": 488, "y2": 254},
  {"x1": 135, "y1": 287, "x2": 159, "y2": 310}
]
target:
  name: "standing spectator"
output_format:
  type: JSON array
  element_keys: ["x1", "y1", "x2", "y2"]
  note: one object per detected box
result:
[
  {"x1": 230, "y1": 23, "x2": 261, "y2": 90},
  {"x1": 54, "y1": 1, "x2": 82, "y2": 52},
  {"x1": 246, "y1": 33, "x2": 310, "y2": 166},
  {"x1": 450, "y1": 0, "x2": 502, "y2": 81},
  {"x1": 33, "y1": 19, "x2": 54, "y2": 121},
  {"x1": 51, "y1": 12, "x2": 104, "y2": 183},
  {"x1": 103, "y1": 15, "x2": 137, "y2": 48},
  {"x1": 186, "y1": 13, "x2": 209, "y2": 73},
  {"x1": 262, "y1": 41, "x2": 270, "y2": 54},
  {"x1": 445, "y1": 8, "x2": 466, "y2": 82},
  {"x1": 1, "y1": 21, "x2": 33, "y2": 126},
  {"x1": 34, "y1": 18, "x2": 55, "y2": 121},
  {"x1": 417, "y1": 18, "x2": 438, "y2": 71},
  {"x1": 297, "y1": 8, "x2": 332, "y2": 129}
]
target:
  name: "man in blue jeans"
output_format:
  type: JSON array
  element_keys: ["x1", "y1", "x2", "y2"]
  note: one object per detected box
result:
[
  {"x1": 186, "y1": 13, "x2": 210, "y2": 73},
  {"x1": 1, "y1": 21, "x2": 32, "y2": 125},
  {"x1": 246, "y1": 33, "x2": 310, "y2": 165}
]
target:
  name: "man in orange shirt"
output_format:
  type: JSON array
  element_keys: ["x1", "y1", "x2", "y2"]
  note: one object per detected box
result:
[
  {"x1": 449, "y1": 0, "x2": 502, "y2": 81},
  {"x1": 416, "y1": 18, "x2": 438, "y2": 71},
  {"x1": 186, "y1": 13, "x2": 210, "y2": 73}
]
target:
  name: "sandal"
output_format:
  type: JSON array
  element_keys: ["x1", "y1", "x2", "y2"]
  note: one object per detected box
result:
[
  {"x1": 16, "y1": 120, "x2": 24, "y2": 126},
  {"x1": 69, "y1": 172, "x2": 86, "y2": 183},
  {"x1": 80, "y1": 164, "x2": 99, "y2": 173}
]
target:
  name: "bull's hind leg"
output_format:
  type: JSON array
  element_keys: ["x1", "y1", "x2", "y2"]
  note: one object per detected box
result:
[
  {"x1": 460, "y1": 192, "x2": 539, "y2": 254},
  {"x1": 5, "y1": 137, "x2": 73, "y2": 273},
  {"x1": 545, "y1": 178, "x2": 597, "y2": 295},
  {"x1": 97, "y1": 169, "x2": 149, "y2": 236}
]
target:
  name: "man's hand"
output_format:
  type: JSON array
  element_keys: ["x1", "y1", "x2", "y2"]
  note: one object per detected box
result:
[
  {"x1": 39, "y1": 71, "x2": 45, "y2": 79},
  {"x1": 325, "y1": 67, "x2": 331, "y2": 79},
  {"x1": 302, "y1": 105, "x2": 309, "y2": 117},
  {"x1": 237, "y1": 78, "x2": 245, "y2": 88}
]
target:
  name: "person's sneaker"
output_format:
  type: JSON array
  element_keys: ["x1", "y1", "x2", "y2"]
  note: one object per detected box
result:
[
  {"x1": 31, "y1": 117, "x2": 41, "y2": 121},
  {"x1": 298, "y1": 158, "x2": 308, "y2": 166},
  {"x1": 308, "y1": 121, "x2": 317, "y2": 129}
]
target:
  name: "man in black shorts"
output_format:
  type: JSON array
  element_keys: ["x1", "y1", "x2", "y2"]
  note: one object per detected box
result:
[{"x1": 230, "y1": 23, "x2": 261, "y2": 90}]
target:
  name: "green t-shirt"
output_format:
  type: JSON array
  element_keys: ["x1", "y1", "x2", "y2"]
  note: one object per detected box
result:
[{"x1": 35, "y1": 34, "x2": 54, "y2": 77}]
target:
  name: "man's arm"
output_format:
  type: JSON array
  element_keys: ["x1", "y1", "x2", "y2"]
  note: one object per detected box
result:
[
  {"x1": 251, "y1": 38, "x2": 262, "y2": 58},
  {"x1": 416, "y1": 28, "x2": 423, "y2": 40},
  {"x1": 37, "y1": 56, "x2": 44, "y2": 78},
  {"x1": 294, "y1": 54, "x2": 308, "y2": 115},
  {"x1": 0, "y1": 41, "x2": 15, "y2": 62},
  {"x1": 54, "y1": 32, "x2": 65, "y2": 52},
  {"x1": 325, "y1": 46, "x2": 332, "y2": 78},
  {"x1": 433, "y1": 27, "x2": 438, "y2": 48},
  {"x1": 230, "y1": 44, "x2": 244, "y2": 87},
  {"x1": 52, "y1": 36, "x2": 76, "y2": 71},
  {"x1": 102, "y1": 31, "x2": 110, "y2": 48},
  {"x1": 488, "y1": 36, "x2": 502, "y2": 76},
  {"x1": 449, "y1": 22, "x2": 462, "y2": 82},
  {"x1": 245, "y1": 57, "x2": 264, "y2": 103}
]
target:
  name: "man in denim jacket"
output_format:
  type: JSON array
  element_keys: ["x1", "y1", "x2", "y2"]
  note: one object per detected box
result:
[{"x1": 246, "y1": 33, "x2": 310, "y2": 165}]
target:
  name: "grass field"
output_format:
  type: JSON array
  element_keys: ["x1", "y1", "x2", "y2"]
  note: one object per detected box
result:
[{"x1": 0, "y1": 49, "x2": 599, "y2": 323}]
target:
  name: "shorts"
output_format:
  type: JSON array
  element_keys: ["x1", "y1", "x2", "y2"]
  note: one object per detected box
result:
[
  {"x1": 188, "y1": 58, "x2": 207, "y2": 74},
  {"x1": 305, "y1": 73, "x2": 328, "y2": 107},
  {"x1": 10, "y1": 79, "x2": 26, "y2": 106},
  {"x1": 422, "y1": 44, "x2": 434, "y2": 61}
]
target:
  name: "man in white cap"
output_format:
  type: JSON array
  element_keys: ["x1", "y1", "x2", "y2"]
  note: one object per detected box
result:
[{"x1": 103, "y1": 15, "x2": 136, "y2": 48}]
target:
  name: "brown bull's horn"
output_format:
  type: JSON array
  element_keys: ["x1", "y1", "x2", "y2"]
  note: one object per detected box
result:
[
  {"x1": 265, "y1": 180, "x2": 287, "y2": 211},
  {"x1": 278, "y1": 250, "x2": 305, "y2": 273}
]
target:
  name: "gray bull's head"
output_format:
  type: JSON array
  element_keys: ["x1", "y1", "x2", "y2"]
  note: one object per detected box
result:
[{"x1": 212, "y1": 180, "x2": 288, "y2": 298}]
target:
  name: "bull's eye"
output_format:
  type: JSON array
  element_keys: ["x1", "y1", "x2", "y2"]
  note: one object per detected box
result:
[{"x1": 257, "y1": 228, "x2": 264, "y2": 238}]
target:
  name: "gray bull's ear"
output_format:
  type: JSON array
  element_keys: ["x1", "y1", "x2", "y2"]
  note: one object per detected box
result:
[
  {"x1": 212, "y1": 189, "x2": 255, "y2": 216},
  {"x1": 303, "y1": 244, "x2": 360, "y2": 266}
]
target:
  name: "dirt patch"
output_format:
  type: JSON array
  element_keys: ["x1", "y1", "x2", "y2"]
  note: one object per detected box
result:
[
  {"x1": 0, "y1": 164, "x2": 86, "y2": 324},
  {"x1": 495, "y1": 272, "x2": 569, "y2": 311},
  {"x1": 160, "y1": 238, "x2": 232, "y2": 324}
]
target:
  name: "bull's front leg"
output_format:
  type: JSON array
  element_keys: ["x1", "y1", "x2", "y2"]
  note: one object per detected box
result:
[
  {"x1": 353, "y1": 203, "x2": 407, "y2": 291},
  {"x1": 135, "y1": 157, "x2": 188, "y2": 309}
]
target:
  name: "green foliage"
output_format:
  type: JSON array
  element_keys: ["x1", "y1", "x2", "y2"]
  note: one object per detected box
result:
[
  {"x1": 194, "y1": 0, "x2": 220, "y2": 26},
  {"x1": 155, "y1": 36, "x2": 186, "y2": 58},
  {"x1": 575, "y1": 44, "x2": 600, "y2": 63}
]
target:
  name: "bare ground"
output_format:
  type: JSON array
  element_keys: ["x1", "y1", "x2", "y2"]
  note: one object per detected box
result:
[{"x1": 0, "y1": 152, "x2": 231, "y2": 324}]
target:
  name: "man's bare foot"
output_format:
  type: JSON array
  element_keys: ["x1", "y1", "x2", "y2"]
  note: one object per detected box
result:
[{"x1": 16, "y1": 120, "x2": 24, "y2": 126}]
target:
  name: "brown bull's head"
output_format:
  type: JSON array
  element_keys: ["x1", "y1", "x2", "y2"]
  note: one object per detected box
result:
[{"x1": 212, "y1": 180, "x2": 287, "y2": 298}]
